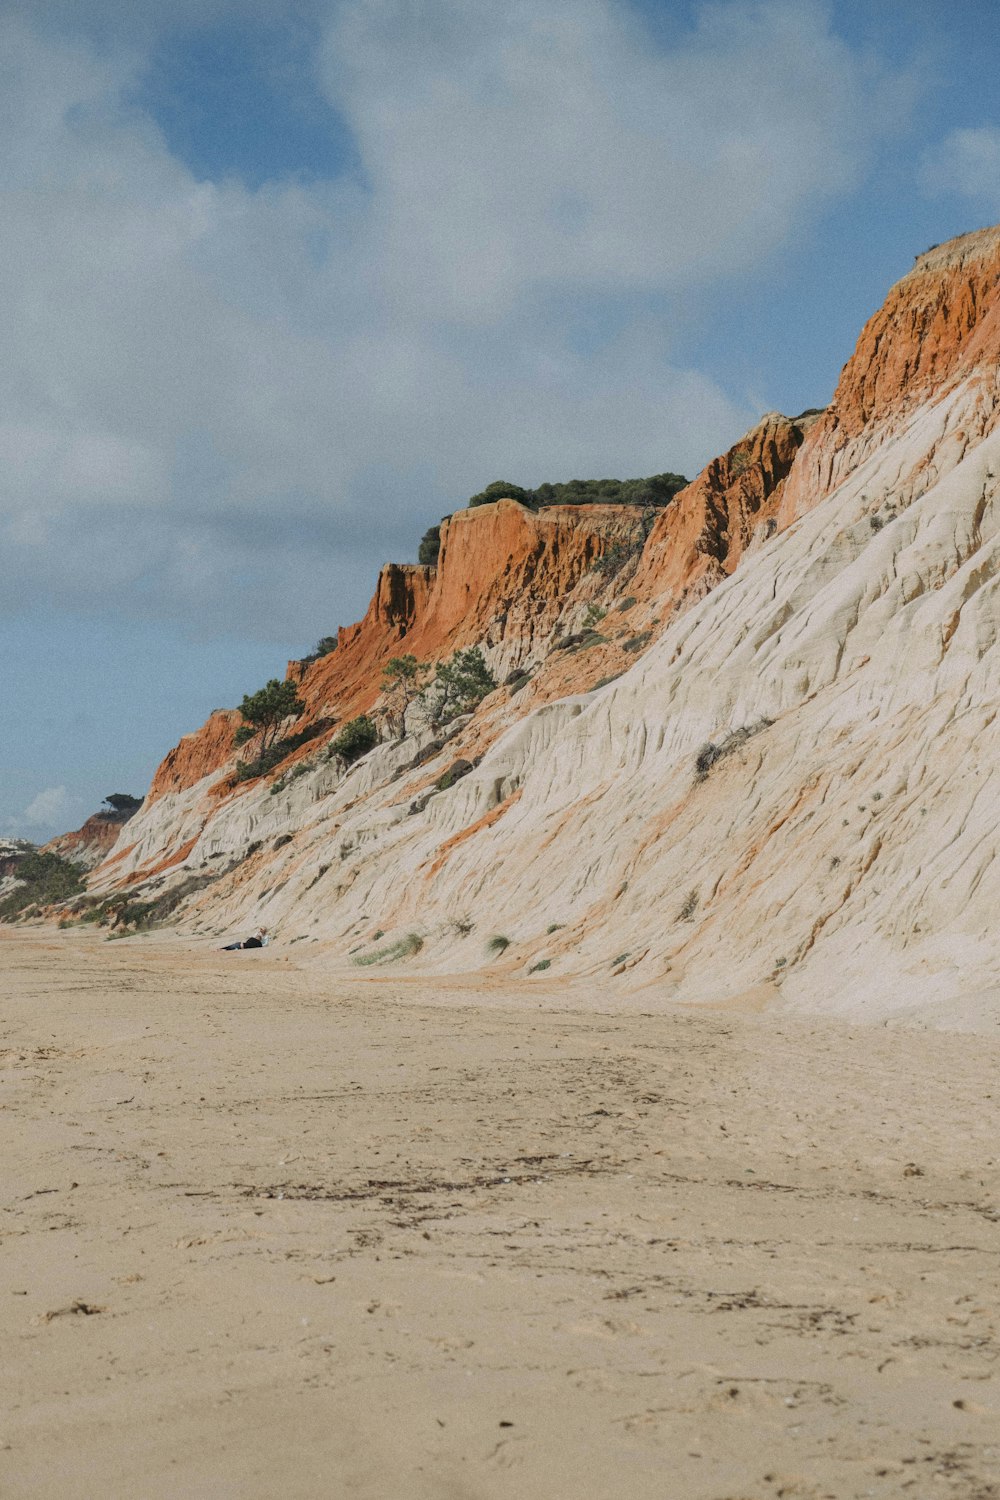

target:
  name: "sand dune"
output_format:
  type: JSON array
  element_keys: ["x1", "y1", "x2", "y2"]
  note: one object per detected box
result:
[{"x1": 4, "y1": 927, "x2": 1000, "y2": 1498}]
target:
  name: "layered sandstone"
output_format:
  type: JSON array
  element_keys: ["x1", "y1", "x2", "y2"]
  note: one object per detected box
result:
[
  {"x1": 43, "y1": 812, "x2": 134, "y2": 871},
  {"x1": 291, "y1": 501, "x2": 643, "y2": 725},
  {"x1": 780, "y1": 224, "x2": 1000, "y2": 521},
  {"x1": 77, "y1": 226, "x2": 1000, "y2": 1022},
  {"x1": 147, "y1": 710, "x2": 242, "y2": 805},
  {"x1": 632, "y1": 410, "x2": 811, "y2": 599}
]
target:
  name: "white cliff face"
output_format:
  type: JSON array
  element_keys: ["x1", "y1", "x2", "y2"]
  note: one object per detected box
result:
[
  {"x1": 91, "y1": 370, "x2": 1000, "y2": 1021},
  {"x1": 88, "y1": 230, "x2": 1000, "y2": 1022}
]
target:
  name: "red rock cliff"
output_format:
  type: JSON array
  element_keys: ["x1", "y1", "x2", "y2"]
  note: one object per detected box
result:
[
  {"x1": 43, "y1": 813, "x2": 131, "y2": 870},
  {"x1": 632, "y1": 412, "x2": 808, "y2": 604},
  {"x1": 778, "y1": 226, "x2": 1000, "y2": 521},
  {"x1": 832, "y1": 226, "x2": 1000, "y2": 437},
  {"x1": 146, "y1": 709, "x2": 242, "y2": 806},
  {"x1": 144, "y1": 504, "x2": 640, "y2": 803},
  {"x1": 287, "y1": 500, "x2": 641, "y2": 721}
]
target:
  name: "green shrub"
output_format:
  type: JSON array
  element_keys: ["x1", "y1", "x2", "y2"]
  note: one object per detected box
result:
[
  {"x1": 465, "y1": 473, "x2": 687, "y2": 513},
  {"x1": 301, "y1": 635, "x2": 338, "y2": 665},
  {"x1": 239, "y1": 716, "x2": 335, "y2": 782},
  {"x1": 352, "y1": 933, "x2": 423, "y2": 966},
  {"x1": 436, "y1": 758, "x2": 473, "y2": 791},
  {"x1": 330, "y1": 715, "x2": 379, "y2": 765},
  {"x1": 421, "y1": 647, "x2": 496, "y2": 727},
  {"x1": 102, "y1": 793, "x2": 142, "y2": 818},
  {"x1": 528, "y1": 959, "x2": 551, "y2": 973},
  {"x1": 418, "y1": 523, "x2": 443, "y2": 565},
  {"x1": 530, "y1": 473, "x2": 686, "y2": 509},
  {"x1": 468, "y1": 481, "x2": 534, "y2": 509},
  {"x1": 0, "y1": 851, "x2": 86, "y2": 921},
  {"x1": 89, "y1": 873, "x2": 221, "y2": 937},
  {"x1": 235, "y1": 743, "x2": 287, "y2": 781},
  {"x1": 487, "y1": 935, "x2": 510, "y2": 954},
  {"x1": 622, "y1": 630, "x2": 653, "y2": 654},
  {"x1": 234, "y1": 678, "x2": 305, "y2": 762}
]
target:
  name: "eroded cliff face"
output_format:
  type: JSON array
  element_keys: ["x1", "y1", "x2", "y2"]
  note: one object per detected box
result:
[
  {"x1": 147, "y1": 710, "x2": 242, "y2": 806},
  {"x1": 290, "y1": 501, "x2": 643, "y2": 730},
  {"x1": 632, "y1": 411, "x2": 810, "y2": 598},
  {"x1": 79, "y1": 225, "x2": 1000, "y2": 1020},
  {"x1": 43, "y1": 812, "x2": 134, "y2": 871},
  {"x1": 835, "y1": 227, "x2": 1000, "y2": 436},
  {"x1": 780, "y1": 225, "x2": 1000, "y2": 522}
]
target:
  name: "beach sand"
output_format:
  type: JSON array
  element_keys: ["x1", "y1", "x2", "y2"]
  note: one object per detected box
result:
[{"x1": 3, "y1": 927, "x2": 1000, "y2": 1499}]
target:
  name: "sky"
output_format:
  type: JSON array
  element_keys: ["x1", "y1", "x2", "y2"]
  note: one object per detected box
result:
[{"x1": 2, "y1": 0, "x2": 999, "y2": 841}]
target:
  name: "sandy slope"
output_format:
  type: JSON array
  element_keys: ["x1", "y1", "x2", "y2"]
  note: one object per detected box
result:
[{"x1": 3, "y1": 929, "x2": 1000, "y2": 1499}]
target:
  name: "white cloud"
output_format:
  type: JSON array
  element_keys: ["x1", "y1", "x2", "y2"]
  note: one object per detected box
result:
[
  {"x1": 920, "y1": 125, "x2": 1000, "y2": 208},
  {"x1": 322, "y1": 0, "x2": 901, "y2": 319},
  {"x1": 0, "y1": 2, "x2": 913, "y2": 639},
  {"x1": 22, "y1": 785, "x2": 76, "y2": 829}
]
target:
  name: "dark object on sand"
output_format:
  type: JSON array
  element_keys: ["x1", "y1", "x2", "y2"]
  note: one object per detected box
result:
[{"x1": 221, "y1": 927, "x2": 268, "y2": 951}]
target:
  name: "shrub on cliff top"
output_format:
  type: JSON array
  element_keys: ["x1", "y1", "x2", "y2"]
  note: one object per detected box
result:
[
  {"x1": 468, "y1": 480, "x2": 533, "y2": 509},
  {"x1": 102, "y1": 793, "x2": 142, "y2": 819},
  {"x1": 418, "y1": 524, "x2": 442, "y2": 565},
  {"x1": 301, "y1": 635, "x2": 338, "y2": 665},
  {"x1": 465, "y1": 473, "x2": 687, "y2": 512}
]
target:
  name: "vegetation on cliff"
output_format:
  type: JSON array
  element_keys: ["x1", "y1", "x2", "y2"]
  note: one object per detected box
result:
[
  {"x1": 417, "y1": 469, "x2": 687, "y2": 564},
  {"x1": 234, "y1": 678, "x2": 306, "y2": 779},
  {"x1": 0, "y1": 850, "x2": 85, "y2": 921},
  {"x1": 468, "y1": 472, "x2": 687, "y2": 510},
  {"x1": 300, "y1": 635, "x2": 338, "y2": 664},
  {"x1": 329, "y1": 715, "x2": 379, "y2": 765},
  {"x1": 102, "y1": 793, "x2": 142, "y2": 819},
  {"x1": 421, "y1": 646, "x2": 496, "y2": 727}
]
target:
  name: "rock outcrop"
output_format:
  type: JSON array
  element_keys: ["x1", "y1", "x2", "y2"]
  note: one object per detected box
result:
[
  {"x1": 44, "y1": 810, "x2": 138, "y2": 871},
  {"x1": 75, "y1": 224, "x2": 1000, "y2": 1023}
]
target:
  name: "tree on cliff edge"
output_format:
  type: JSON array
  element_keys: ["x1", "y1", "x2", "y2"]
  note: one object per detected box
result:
[
  {"x1": 234, "y1": 679, "x2": 305, "y2": 762},
  {"x1": 381, "y1": 654, "x2": 425, "y2": 738},
  {"x1": 102, "y1": 793, "x2": 142, "y2": 819}
]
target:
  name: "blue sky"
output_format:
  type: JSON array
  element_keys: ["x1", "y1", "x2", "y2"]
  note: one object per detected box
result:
[{"x1": 2, "y1": 0, "x2": 998, "y2": 841}]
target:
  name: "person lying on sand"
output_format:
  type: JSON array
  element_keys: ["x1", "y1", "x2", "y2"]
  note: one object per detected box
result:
[{"x1": 220, "y1": 926, "x2": 269, "y2": 951}]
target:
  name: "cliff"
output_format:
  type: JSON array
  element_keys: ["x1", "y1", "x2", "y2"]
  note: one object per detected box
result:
[
  {"x1": 136, "y1": 419, "x2": 806, "y2": 822},
  {"x1": 68, "y1": 225, "x2": 1000, "y2": 1022},
  {"x1": 43, "y1": 805, "x2": 142, "y2": 871}
]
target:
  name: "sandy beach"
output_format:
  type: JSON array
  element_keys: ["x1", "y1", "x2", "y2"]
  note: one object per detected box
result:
[{"x1": 3, "y1": 928, "x2": 1000, "y2": 1498}]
